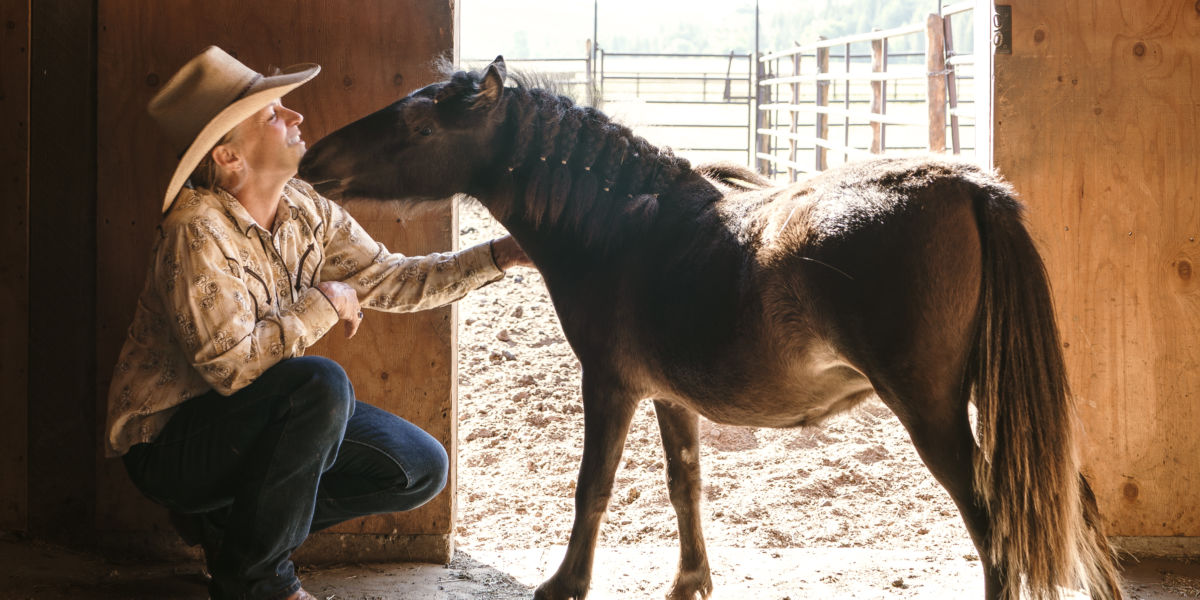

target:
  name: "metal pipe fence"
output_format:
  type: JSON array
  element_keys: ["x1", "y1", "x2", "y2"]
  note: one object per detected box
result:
[{"x1": 463, "y1": 2, "x2": 979, "y2": 177}]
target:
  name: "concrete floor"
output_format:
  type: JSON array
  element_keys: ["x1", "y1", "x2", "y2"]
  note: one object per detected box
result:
[{"x1": 3, "y1": 532, "x2": 1198, "y2": 599}]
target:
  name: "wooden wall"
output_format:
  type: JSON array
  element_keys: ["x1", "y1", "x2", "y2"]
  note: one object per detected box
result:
[
  {"x1": 95, "y1": 1, "x2": 459, "y2": 561},
  {"x1": 994, "y1": 0, "x2": 1200, "y2": 540},
  {"x1": 0, "y1": 0, "x2": 30, "y2": 533}
]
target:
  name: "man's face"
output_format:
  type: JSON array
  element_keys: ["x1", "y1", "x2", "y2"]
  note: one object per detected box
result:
[{"x1": 227, "y1": 99, "x2": 307, "y2": 180}]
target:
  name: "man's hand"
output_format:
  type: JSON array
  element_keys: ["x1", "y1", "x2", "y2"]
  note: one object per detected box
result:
[
  {"x1": 490, "y1": 235, "x2": 533, "y2": 271},
  {"x1": 317, "y1": 281, "x2": 363, "y2": 338}
]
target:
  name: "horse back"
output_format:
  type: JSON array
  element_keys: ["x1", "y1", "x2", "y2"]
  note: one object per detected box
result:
[{"x1": 615, "y1": 157, "x2": 997, "y2": 423}]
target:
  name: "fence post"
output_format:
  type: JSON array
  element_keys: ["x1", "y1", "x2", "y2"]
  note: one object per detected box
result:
[
  {"x1": 943, "y1": 16, "x2": 961, "y2": 154},
  {"x1": 585, "y1": 39, "x2": 595, "y2": 108},
  {"x1": 925, "y1": 13, "x2": 947, "y2": 153},
  {"x1": 755, "y1": 58, "x2": 772, "y2": 175},
  {"x1": 815, "y1": 38, "x2": 829, "y2": 171},
  {"x1": 870, "y1": 32, "x2": 885, "y2": 154},
  {"x1": 789, "y1": 45, "x2": 801, "y2": 182}
]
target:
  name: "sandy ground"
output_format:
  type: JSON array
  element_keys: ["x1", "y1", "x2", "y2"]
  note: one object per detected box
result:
[{"x1": 5, "y1": 200, "x2": 1200, "y2": 599}]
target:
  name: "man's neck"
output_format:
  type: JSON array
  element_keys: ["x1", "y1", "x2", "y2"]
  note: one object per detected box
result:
[{"x1": 233, "y1": 176, "x2": 289, "y2": 231}]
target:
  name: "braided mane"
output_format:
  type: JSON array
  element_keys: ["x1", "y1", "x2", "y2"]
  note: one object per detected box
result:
[{"x1": 466, "y1": 69, "x2": 694, "y2": 249}]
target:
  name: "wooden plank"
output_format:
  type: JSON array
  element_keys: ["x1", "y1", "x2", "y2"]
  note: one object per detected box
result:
[
  {"x1": 994, "y1": 0, "x2": 1200, "y2": 537},
  {"x1": 925, "y1": 13, "x2": 947, "y2": 152},
  {"x1": 0, "y1": 0, "x2": 29, "y2": 532},
  {"x1": 29, "y1": 0, "x2": 97, "y2": 543},
  {"x1": 96, "y1": 0, "x2": 457, "y2": 562}
]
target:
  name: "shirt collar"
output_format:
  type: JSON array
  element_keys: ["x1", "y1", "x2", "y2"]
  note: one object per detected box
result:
[{"x1": 215, "y1": 185, "x2": 299, "y2": 236}]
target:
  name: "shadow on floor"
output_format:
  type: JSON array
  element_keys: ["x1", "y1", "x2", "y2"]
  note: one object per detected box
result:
[{"x1": 3, "y1": 531, "x2": 1199, "y2": 599}]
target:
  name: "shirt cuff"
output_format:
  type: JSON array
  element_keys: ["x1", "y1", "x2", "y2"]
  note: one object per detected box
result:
[
  {"x1": 460, "y1": 240, "x2": 507, "y2": 285},
  {"x1": 298, "y1": 287, "x2": 342, "y2": 339}
]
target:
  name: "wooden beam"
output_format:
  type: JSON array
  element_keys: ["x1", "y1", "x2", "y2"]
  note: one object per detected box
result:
[
  {"x1": 0, "y1": 0, "x2": 30, "y2": 533},
  {"x1": 28, "y1": 0, "x2": 98, "y2": 545}
]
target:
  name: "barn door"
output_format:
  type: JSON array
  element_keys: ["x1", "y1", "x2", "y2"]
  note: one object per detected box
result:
[
  {"x1": 993, "y1": 0, "x2": 1200, "y2": 549},
  {"x1": 96, "y1": 1, "x2": 460, "y2": 562}
]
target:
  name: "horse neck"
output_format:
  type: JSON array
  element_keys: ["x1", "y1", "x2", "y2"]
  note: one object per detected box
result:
[{"x1": 473, "y1": 88, "x2": 696, "y2": 257}]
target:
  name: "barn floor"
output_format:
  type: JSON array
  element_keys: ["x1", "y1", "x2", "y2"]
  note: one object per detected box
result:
[{"x1": 3, "y1": 532, "x2": 1198, "y2": 599}]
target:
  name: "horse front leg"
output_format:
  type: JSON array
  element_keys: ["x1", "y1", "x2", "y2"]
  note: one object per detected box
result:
[
  {"x1": 653, "y1": 399, "x2": 713, "y2": 600},
  {"x1": 534, "y1": 373, "x2": 637, "y2": 600}
]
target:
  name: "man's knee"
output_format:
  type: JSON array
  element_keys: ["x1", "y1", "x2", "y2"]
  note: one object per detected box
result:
[
  {"x1": 287, "y1": 356, "x2": 354, "y2": 413},
  {"x1": 398, "y1": 439, "x2": 449, "y2": 509}
]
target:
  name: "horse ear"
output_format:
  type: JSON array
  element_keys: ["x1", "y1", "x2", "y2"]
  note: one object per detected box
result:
[
  {"x1": 472, "y1": 57, "x2": 507, "y2": 111},
  {"x1": 490, "y1": 55, "x2": 507, "y2": 80}
]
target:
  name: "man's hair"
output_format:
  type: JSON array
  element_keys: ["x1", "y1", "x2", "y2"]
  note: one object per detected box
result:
[{"x1": 186, "y1": 130, "x2": 236, "y2": 190}]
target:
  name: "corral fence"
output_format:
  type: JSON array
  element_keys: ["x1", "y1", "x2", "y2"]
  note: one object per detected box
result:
[
  {"x1": 465, "y1": 48, "x2": 754, "y2": 165},
  {"x1": 755, "y1": 2, "x2": 978, "y2": 181},
  {"x1": 463, "y1": 1, "x2": 981, "y2": 178}
]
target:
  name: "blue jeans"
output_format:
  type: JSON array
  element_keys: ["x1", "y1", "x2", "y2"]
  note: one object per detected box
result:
[{"x1": 122, "y1": 356, "x2": 449, "y2": 600}]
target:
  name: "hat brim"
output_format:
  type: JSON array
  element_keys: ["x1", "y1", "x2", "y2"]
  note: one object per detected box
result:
[{"x1": 161, "y1": 63, "x2": 321, "y2": 213}]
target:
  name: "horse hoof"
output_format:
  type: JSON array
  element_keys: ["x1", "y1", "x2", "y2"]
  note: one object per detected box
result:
[
  {"x1": 534, "y1": 577, "x2": 589, "y2": 600},
  {"x1": 666, "y1": 570, "x2": 714, "y2": 600}
]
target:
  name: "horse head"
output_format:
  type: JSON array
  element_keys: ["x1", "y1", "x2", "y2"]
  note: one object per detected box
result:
[{"x1": 298, "y1": 56, "x2": 508, "y2": 200}]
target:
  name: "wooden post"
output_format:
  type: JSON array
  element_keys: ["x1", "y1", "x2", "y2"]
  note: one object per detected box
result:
[
  {"x1": 815, "y1": 38, "x2": 829, "y2": 171},
  {"x1": 788, "y1": 46, "x2": 801, "y2": 182},
  {"x1": 755, "y1": 58, "x2": 773, "y2": 175},
  {"x1": 925, "y1": 13, "x2": 947, "y2": 153},
  {"x1": 870, "y1": 33, "x2": 886, "y2": 154},
  {"x1": 842, "y1": 42, "x2": 852, "y2": 162},
  {"x1": 943, "y1": 16, "x2": 961, "y2": 154},
  {"x1": 585, "y1": 39, "x2": 594, "y2": 108}
]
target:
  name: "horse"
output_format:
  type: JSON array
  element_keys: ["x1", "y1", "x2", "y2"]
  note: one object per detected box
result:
[{"x1": 297, "y1": 57, "x2": 1123, "y2": 600}]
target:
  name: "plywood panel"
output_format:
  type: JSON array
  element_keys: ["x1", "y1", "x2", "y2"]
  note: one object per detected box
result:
[
  {"x1": 97, "y1": 0, "x2": 457, "y2": 560},
  {"x1": 28, "y1": 0, "x2": 98, "y2": 543},
  {"x1": 994, "y1": 0, "x2": 1200, "y2": 536},
  {"x1": 0, "y1": 0, "x2": 29, "y2": 532}
]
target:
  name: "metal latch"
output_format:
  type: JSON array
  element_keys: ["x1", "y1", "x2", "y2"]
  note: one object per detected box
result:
[{"x1": 994, "y1": 5, "x2": 1012, "y2": 54}]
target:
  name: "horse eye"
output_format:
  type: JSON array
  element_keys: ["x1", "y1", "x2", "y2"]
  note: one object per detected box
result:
[{"x1": 419, "y1": 127, "x2": 433, "y2": 136}]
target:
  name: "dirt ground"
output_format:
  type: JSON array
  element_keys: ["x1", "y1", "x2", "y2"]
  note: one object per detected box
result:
[{"x1": 5, "y1": 200, "x2": 1200, "y2": 599}]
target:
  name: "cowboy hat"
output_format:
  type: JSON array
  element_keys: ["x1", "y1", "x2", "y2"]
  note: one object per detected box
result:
[{"x1": 148, "y1": 45, "x2": 320, "y2": 213}]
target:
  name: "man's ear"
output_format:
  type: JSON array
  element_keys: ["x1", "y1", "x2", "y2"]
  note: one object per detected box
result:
[
  {"x1": 471, "y1": 56, "x2": 507, "y2": 112},
  {"x1": 211, "y1": 143, "x2": 240, "y2": 172}
]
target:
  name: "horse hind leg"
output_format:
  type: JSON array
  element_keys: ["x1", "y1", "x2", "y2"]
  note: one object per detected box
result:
[
  {"x1": 653, "y1": 399, "x2": 713, "y2": 600},
  {"x1": 875, "y1": 384, "x2": 1005, "y2": 599}
]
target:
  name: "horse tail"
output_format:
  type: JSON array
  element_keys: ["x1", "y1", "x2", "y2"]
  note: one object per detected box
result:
[{"x1": 970, "y1": 187, "x2": 1122, "y2": 600}]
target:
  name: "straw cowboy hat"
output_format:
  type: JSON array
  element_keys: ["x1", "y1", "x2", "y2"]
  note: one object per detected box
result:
[{"x1": 148, "y1": 45, "x2": 320, "y2": 213}]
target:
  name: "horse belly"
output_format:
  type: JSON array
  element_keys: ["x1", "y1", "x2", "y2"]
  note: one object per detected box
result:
[{"x1": 671, "y1": 343, "x2": 877, "y2": 429}]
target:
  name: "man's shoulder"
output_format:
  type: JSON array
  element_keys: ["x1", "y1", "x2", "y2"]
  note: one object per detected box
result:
[
  {"x1": 286, "y1": 178, "x2": 331, "y2": 213},
  {"x1": 160, "y1": 187, "x2": 243, "y2": 240}
]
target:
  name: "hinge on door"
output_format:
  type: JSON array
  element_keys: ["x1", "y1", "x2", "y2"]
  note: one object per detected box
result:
[{"x1": 994, "y1": 5, "x2": 1012, "y2": 54}]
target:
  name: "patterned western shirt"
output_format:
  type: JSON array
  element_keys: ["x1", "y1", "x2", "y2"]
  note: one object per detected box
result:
[{"x1": 104, "y1": 179, "x2": 503, "y2": 456}]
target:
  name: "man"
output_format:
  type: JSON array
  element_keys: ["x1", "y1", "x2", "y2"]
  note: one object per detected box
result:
[{"x1": 104, "y1": 46, "x2": 530, "y2": 600}]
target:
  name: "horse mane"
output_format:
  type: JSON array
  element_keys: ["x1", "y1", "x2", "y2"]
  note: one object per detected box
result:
[
  {"x1": 696, "y1": 162, "x2": 772, "y2": 191},
  {"x1": 451, "y1": 65, "x2": 695, "y2": 251}
]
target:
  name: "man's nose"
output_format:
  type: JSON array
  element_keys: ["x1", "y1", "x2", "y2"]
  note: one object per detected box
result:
[{"x1": 284, "y1": 107, "x2": 304, "y2": 125}]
